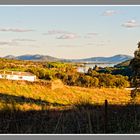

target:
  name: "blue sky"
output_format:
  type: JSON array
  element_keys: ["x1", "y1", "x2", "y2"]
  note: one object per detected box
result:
[{"x1": 0, "y1": 6, "x2": 140, "y2": 59}]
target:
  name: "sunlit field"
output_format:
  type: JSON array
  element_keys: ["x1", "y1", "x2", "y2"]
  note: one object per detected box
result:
[
  {"x1": 0, "y1": 79, "x2": 140, "y2": 134},
  {"x1": 0, "y1": 79, "x2": 132, "y2": 111}
]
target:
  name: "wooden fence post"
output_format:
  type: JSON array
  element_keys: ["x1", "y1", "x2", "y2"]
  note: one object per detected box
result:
[{"x1": 104, "y1": 99, "x2": 108, "y2": 133}]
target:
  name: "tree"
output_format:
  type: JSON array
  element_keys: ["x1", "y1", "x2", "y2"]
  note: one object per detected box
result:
[{"x1": 93, "y1": 65, "x2": 99, "y2": 71}]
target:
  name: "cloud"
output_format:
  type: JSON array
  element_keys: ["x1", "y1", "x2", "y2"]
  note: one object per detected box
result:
[
  {"x1": 122, "y1": 20, "x2": 140, "y2": 28},
  {"x1": 103, "y1": 10, "x2": 118, "y2": 16},
  {"x1": 56, "y1": 33, "x2": 79, "y2": 39},
  {"x1": 86, "y1": 43, "x2": 106, "y2": 46},
  {"x1": 12, "y1": 39, "x2": 36, "y2": 42},
  {"x1": 87, "y1": 33, "x2": 98, "y2": 36},
  {"x1": 84, "y1": 32, "x2": 98, "y2": 39},
  {"x1": 0, "y1": 28, "x2": 34, "y2": 32},
  {"x1": 43, "y1": 30, "x2": 71, "y2": 35},
  {"x1": 0, "y1": 41, "x2": 18, "y2": 46},
  {"x1": 86, "y1": 40, "x2": 110, "y2": 46},
  {"x1": 43, "y1": 29, "x2": 80, "y2": 39}
]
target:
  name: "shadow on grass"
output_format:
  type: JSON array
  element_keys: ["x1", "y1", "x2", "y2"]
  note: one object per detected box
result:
[
  {"x1": 0, "y1": 98, "x2": 140, "y2": 134},
  {"x1": 0, "y1": 92, "x2": 65, "y2": 107}
]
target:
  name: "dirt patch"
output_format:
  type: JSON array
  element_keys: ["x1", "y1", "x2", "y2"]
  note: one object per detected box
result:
[{"x1": 51, "y1": 79, "x2": 65, "y2": 90}]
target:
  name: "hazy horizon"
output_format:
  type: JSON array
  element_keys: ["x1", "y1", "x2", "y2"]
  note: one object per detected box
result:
[
  {"x1": 0, "y1": 54, "x2": 133, "y2": 59},
  {"x1": 0, "y1": 6, "x2": 139, "y2": 59}
]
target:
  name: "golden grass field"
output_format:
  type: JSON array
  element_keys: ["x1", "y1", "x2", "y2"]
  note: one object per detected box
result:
[
  {"x1": 1, "y1": 79, "x2": 140, "y2": 133},
  {"x1": 0, "y1": 79, "x2": 136, "y2": 111}
]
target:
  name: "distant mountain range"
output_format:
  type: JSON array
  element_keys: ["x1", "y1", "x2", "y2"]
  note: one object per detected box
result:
[
  {"x1": 70, "y1": 55, "x2": 133, "y2": 63},
  {"x1": 4, "y1": 54, "x2": 59, "y2": 62},
  {"x1": 3, "y1": 54, "x2": 133, "y2": 64}
]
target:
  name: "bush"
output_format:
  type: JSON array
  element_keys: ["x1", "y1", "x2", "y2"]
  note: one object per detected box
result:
[
  {"x1": 96, "y1": 74, "x2": 129, "y2": 88},
  {"x1": 76, "y1": 75, "x2": 99, "y2": 87},
  {"x1": 54, "y1": 70, "x2": 129, "y2": 88}
]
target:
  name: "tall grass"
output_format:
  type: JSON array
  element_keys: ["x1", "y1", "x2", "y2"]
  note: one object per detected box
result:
[
  {"x1": 0, "y1": 79, "x2": 140, "y2": 133},
  {"x1": 0, "y1": 79, "x2": 132, "y2": 110}
]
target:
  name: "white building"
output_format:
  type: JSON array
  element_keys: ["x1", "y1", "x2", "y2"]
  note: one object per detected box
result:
[{"x1": 0, "y1": 71, "x2": 36, "y2": 82}]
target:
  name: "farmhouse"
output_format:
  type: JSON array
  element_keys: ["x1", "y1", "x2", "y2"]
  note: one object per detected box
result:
[{"x1": 0, "y1": 71, "x2": 36, "y2": 82}]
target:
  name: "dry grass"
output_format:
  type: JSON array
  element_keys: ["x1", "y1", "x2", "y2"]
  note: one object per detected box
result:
[
  {"x1": 0, "y1": 79, "x2": 133, "y2": 111},
  {"x1": 0, "y1": 79, "x2": 140, "y2": 134}
]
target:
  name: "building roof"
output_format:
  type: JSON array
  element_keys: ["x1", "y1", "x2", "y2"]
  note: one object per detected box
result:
[{"x1": 0, "y1": 70, "x2": 36, "y2": 76}]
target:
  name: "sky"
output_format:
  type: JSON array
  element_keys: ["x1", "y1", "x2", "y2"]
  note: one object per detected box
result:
[{"x1": 0, "y1": 6, "x2": 140, "y2": 59}]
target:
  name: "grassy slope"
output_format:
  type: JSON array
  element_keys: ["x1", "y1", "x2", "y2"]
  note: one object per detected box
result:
[
  {"x1": 115, "y1": 60, "x2": 131, "y2": 67},
  {"x1": 1, "y1": 79, "x2": 140, "y2": 133},
  {"x1": 0, "y1": 79, "x2": 134, "y2": 111},
  {"x1": 1, "y1": 59, "x2": 140, "y2": 133}
]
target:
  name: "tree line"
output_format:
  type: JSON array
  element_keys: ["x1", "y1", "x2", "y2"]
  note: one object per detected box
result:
[{"x1": 0, "y1": 58, "x2": 130, "y2": 88}]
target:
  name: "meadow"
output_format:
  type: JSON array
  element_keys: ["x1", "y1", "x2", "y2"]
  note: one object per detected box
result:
[
  {"x1": 0, "y1": 58, "x2": 140, "y2": 134},
  {"x1": 0, "y1": 79, "x2": 140, "y2": 134},
  {"x1": 0, "y1": 79, "x2": 132, "y2": 111}
]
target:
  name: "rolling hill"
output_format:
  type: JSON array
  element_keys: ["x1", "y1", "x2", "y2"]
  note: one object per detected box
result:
[
  {"x1": 114, "y1": 60, "x2": 131, "y2": 67},
  {"x1": 71, "y1": 54, "x2": 133, "y2": 63},
  {"x1": 3, "y1": 54, "x2": 133, "y2": 64},
  {"x1": 4, "y1": 54, "x2": 59, "y2": 62}
]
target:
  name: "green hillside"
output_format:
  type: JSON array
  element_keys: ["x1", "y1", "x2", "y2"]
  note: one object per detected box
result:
[
  {"x1": 0, "y1": 58, "x2": 139, "y2": 134},
  {"x1": 115, "y1": 60, "x2": 131, "y2": 67}
]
